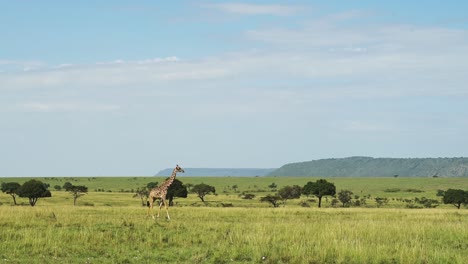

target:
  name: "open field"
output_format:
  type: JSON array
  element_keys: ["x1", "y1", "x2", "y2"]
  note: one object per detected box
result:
[
  {"x1": 0, "y1": 206, "x2": 467, "y2": 264},
  {"x1": 1, "y1": 177, "x2": 467, "y2": 263}
]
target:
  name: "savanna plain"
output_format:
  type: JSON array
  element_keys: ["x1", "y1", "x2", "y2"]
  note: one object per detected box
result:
[{"x1": 1, "y1": 177, "x2": 467, "y2": 264}]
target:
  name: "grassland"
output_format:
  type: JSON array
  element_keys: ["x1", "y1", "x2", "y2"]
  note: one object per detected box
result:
[
  {"x1": 1, "y1": 176, "x2": 467, "y2": 263},
  {"x1": 2, "y1": 176, "x2": 467, "y2": 201}
]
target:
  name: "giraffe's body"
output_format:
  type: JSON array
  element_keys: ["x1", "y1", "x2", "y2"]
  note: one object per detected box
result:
[{"x1": 147, "y1": 165, "x2": 184, "y2": 220}]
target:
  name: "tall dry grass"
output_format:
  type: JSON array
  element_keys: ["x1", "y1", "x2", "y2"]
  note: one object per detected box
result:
[{"x1": 0, "y1": 205, "x2": 467, "y2": 263}]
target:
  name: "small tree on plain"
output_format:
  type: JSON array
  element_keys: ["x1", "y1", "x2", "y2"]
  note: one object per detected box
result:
[
  {"x1": 302, "y1": 179, "x2": 336, "y2": 208},
  {"x1": 134, "y1": 187, "x2": 149, "y2": 206},
  {"x1": 443, "y1": 189, "x2": 467, "y2": 209},
  {"x1": 1, "y1": 182, "x2": 21, "y2": 205},
  {"x1": 338, "y1": 190, "x2": 354, "y2": 207},
  {"x1": 260, "y1": 194, "x2": 281, "y2": 208},
  {"x1": 191, "y1": 183, "x2": 216, "y2": 202},
  {"x1": 2, "y1": 182, "x2": 21, "y2": 205},
  {"x1": 69, "y1": 185, "x2": 88, "y2": 205},
  {"x1": 277, "y1": 185, "x2": 302, "y2": 206},
  {"x1": 63, "y1": 182, "x2": 73, "y2": 191},
  {"x1": 166, "y1": 179, "x2": 188, "y2": 206},
  {"x1": 16, "y1": 180, "x2": 52, "y2": 206}
]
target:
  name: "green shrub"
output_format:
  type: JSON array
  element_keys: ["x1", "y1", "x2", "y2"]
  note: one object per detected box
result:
[{"x1": 384, "y1": 188, "x2": 401, "y2": 192}]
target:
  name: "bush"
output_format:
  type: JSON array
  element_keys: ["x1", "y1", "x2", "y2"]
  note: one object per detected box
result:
[
  {"x1": 406, "y1": 204, "x2": 423, "y2": 209},
  {"x1": 415, "y1": 197, "x2": 439, "y2": 208},
  {"x1": 331, "y1": 198, "x2": 340, "y2": 207},
  {"x1": 240, "y1": 193, "x2": 255, "y2": 200},
  {"x1": 375, "y1": 197, "x2": 388, "y2": 208},
  {"x1": 405, "y1": 189, "x2": 424, "y2": 193}
]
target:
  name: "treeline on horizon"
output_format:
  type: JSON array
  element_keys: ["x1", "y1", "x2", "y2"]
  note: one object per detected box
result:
[
  {"x1": 153, "y1": 157, "x2": 468, "y2": 177},
  {"x1": 268, "y1": 157, "x2": 468, "y2": 177}
]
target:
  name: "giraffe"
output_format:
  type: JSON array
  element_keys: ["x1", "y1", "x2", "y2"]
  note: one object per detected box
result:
[{"x1": 147, "y1": 165, "x2": 184, "y2": 220}]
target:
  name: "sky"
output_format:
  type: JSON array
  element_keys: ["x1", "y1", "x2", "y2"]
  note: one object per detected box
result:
[{"x1": 1, "y1": 1, "x2": 468, "y2": 176}]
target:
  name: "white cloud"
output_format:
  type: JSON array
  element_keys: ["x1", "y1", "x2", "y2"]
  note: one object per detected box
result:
[
  {"x1": 16, "y1": 102, "x2": 120, "y2": 113},
  {"x1": 0, "y1": 60, "x2": 45, "y2": 72},
  {"x1": 2, "y1": 5, "x2": 468, "y2": 176},
  {"x1": 95, "y1": 57, "x2": 179, "y2": 65},
  {"x1": 241, "y1": 17, "x2": 468, "y2": 95},
  {"x1": 53, "y1": 64, "x2": 74, "y2": 69},
  {"x1": 204, "y1": 2, "x2": 300, "y2": 16},
  {"x1": 136, "y1": 56, "x2": 179, "y2": 64},
  {"x1": 0, "y1": 60, "x2": 41, "y2": 66},
  {"x1": 0, "y1": 56, "x2": 228, "y2": 89},
  {"x1": 1, "y1": 14, "x2": 467, "y2": 119}
]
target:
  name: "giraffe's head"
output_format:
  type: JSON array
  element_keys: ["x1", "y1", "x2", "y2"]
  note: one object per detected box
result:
[{"x1": 175, "y1": 165, "x2": 185, "y2": 173}]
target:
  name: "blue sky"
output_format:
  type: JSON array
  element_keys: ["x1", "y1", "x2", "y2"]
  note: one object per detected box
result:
[{"x1": 1, "y1": 1, "x2": 468, "y2": 176}]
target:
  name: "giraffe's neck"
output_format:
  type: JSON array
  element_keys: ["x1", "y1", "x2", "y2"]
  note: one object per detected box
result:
[{"x1": 159, "y1": 169, "x2": 178, "y2": 190}]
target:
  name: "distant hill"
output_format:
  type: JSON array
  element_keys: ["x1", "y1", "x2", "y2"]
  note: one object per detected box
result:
[
  {"x1": 268, "y1": 157, "x2": 468, "y2": 177},
  {"x1": 155, "y1": 168, "x2": 276, "y2": 177}
]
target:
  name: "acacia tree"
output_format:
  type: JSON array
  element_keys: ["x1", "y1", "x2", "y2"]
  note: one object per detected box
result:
[
  {"x1": 302, "y1": 179, "x2": 336, "y2": 208},
  {"x1": 443, "y1": 189, "x2": 467, "y2": 209},
  {"x1": 277, "y1": 185, "x2": 302, "y2": 206},
  {"x1": 191, "y1": 183, "x2": 216, "y2": 202},
  {"x1": 1, "y1": 182, "x2": 21, "y2": 205},
  {"x1": 260, "y1": 194, "x2": 281, "y2": 207},
  {"x1": 69, "y1": 185, "x2": 88, "y2": 205},
  {"x1": 338, "y1": 190, "x2": 354, "y2": 207},
  {"x1": 134, "y1": 187, "x2": 149, "y2": 206},
  {"x1": 166, "y1": 179, "x2": 188, "y2": 206},
  {"x1": 133, "y1": 181, "x2": 159, "y2": 206},
  {"x1": 16, "y1": 180, "x2": 51, "y2": 206}
]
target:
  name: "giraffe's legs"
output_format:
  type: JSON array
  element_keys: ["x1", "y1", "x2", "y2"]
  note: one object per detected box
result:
[
  {"x1": 157, "y1": 199, "x2": 162, "y2": 218},
  {"x1": 147, "y1": 196, "x2": 171, "y2": 220},
  {"x1": 147, "y1": 197, "x2": 156, "y2": 219},
  {"x1": 158, "y1": 197, "x2": 170, "y2": 220}
]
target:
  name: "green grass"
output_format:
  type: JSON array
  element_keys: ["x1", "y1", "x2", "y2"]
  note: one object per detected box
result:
[
  {"x1": 1, "y1": 176, "x2": 467, "y2": 263},
  {"x1": 0, "y1": 206, "x2": 467, "y2": 263}
]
